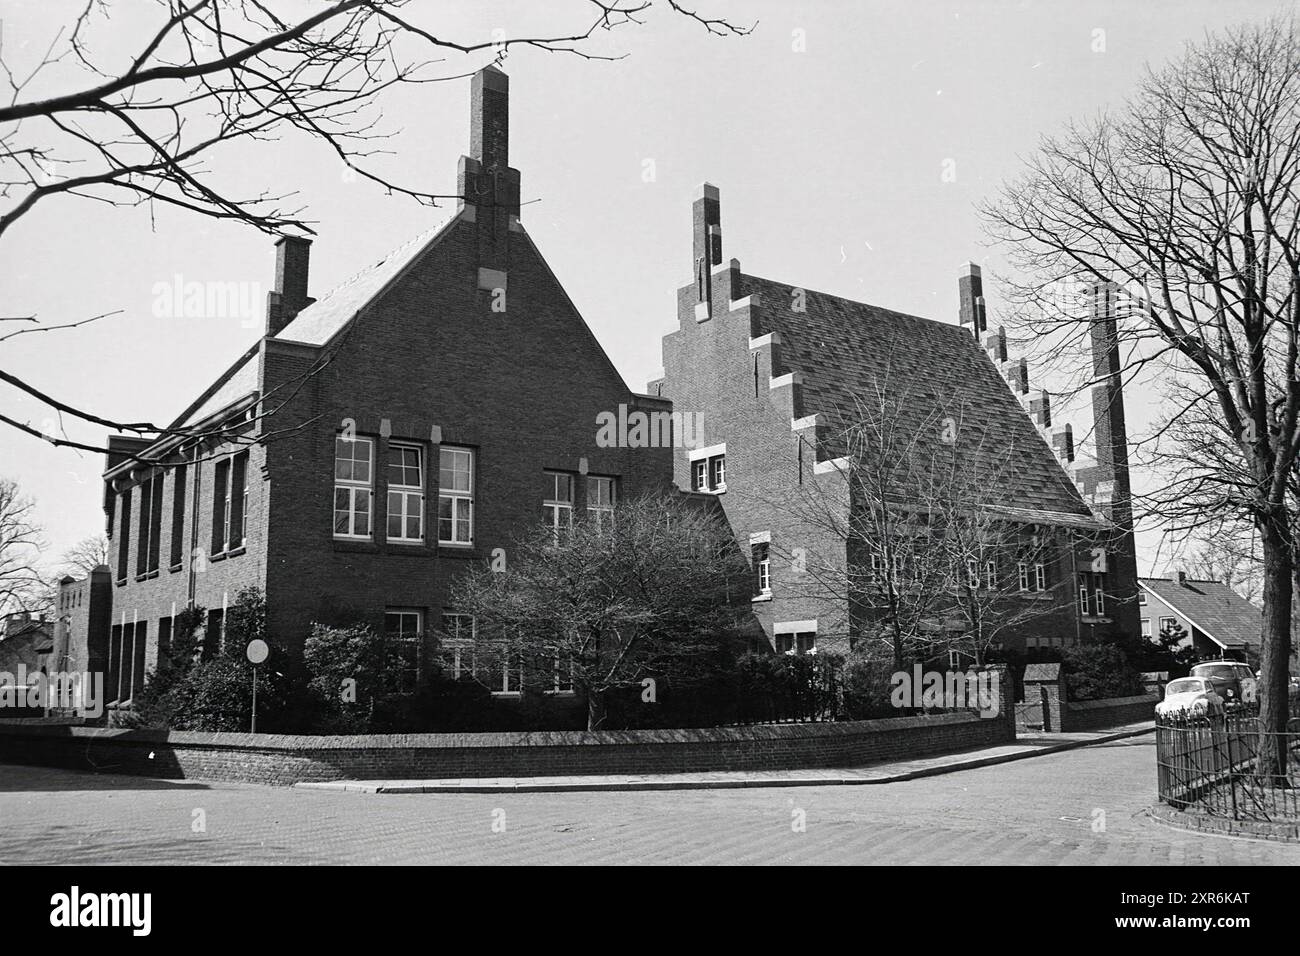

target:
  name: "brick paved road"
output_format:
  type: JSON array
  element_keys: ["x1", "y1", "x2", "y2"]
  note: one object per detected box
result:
[{"x1": 1, "y1": 735, "x2": 1296, "y2": 864}]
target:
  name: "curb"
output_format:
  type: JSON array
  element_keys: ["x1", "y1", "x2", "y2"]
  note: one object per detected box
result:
[
  {"x1": 1144, "y1": 802, "x2": 1300, "y2": 844},
  {"x1": 295, "y1": 724, "x2": 1155, "y2": 794}
]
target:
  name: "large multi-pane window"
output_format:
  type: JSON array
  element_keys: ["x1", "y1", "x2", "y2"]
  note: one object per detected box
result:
[
  {"x1": 441, "y1": 612, "x2": 517, "y2": 695},
  {"x1": 212, "y1": 453, "x2": 248, "y2": 553},
  {"x1": 543, "y1": 472, "x2": 573, "y2": 538},
  {"x1": 334, "y1": 437, "x2": 373, "y2": 539},
  {"x1": 116, "y1": 489, "x2": 132, "y2": 584},
  {"x1": 137, "y1": 475, "x2": 162, "y2": 575},
  {"x1": 438, "y1": 447, "x2": 473, "y2": 544},
  {"x1": 170, "y1": 465, "x2": 187, "y2": 569},
  {"x1": 387, "y1": 444, "x2": 424, "y2": 543},
  {"x1": 587, "y1": 476, "x2": 615, "y2": 531},
  {"x1": 383, "y1": 609, "x2": 422, "y2": 694}
]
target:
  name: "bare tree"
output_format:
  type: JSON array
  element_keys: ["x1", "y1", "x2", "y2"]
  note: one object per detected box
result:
[
  {"x1": 778, "y1": 377, "x2": 1074, "y2": 672},
  {"x1": 58, "y1": 533, "x2": 109, "y2": 578},
  {"x1": 983, "y1": 17, "x2": 1300, "y2": 774},
  {"x1": 0, "y1": 0, "x2": 750, "y2": 455},
  {"x1": 444, "y1": 492, "x2": 751, "y2": 730},
  {"x1": 0, "y1": 477, "x2": 46, "y2": 617}
]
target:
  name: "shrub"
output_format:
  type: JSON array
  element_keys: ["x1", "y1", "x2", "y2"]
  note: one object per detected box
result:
[
  {"x1": 840, "y1": 646, "x2": 898, "y2": 719},
  {"x1": 1061, "y1": 642, "x2": 1144, "y2": 701},
  {"x1": 302, "y1": 622, "x2": 390, "y2": 733}
]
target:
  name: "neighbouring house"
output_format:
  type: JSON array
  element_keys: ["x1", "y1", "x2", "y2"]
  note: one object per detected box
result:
[
  {"x1": 0, "y1": 612, "x2": 54, "y2": 677},
  {"x1": 1139, "y1": 573, "x2": 1271, "y2": 667},
  {"x1": 651, "y1": 185, "x2": 1142, "y2": 659},
  {"x1": 92, "y1": 66, "x2": 674, "y2": 722}
]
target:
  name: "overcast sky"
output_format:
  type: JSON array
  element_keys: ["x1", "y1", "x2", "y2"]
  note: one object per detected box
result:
[{"x1": 1, "y1": 0, "x2": 1291, "y2": 577}]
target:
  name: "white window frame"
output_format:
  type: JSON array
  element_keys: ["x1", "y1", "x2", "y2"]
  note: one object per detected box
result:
[
  {"x1": 1159, "y1": 616, "x2": 1178, "y2": 635},
  {"x1": 1033, "y1": 563, "x2": 1046, "y2": 592},
  {"x1": 383, "y1": 608, "x2": 422, "y2": 695},
  {"x1": 550, "y1": 654, "x2": 575, "y2": 695},
  {"x1": 334, "y1": 437, "x2": 374, "y2": 539},
  {"x1": 755, "y1": 543, "x2": 772, "y2": 595},
  {"x1": 387, "y1": 443, "x2": 425, "y2": 543},
  {"x1": 692, "y1": 459, "x2": 708, "y2": 492},
  {"x1": 777, "y1": 631, "x2": 816, "y2": 655},
  {"x1": 543, "y1": 472, "x2": 574, "y2": 538},
  {"x1": 1138, "y1": 590, "x2": 1147, "y2": 605},
  {"x1": 890, "y1": 553, "x2": 905, "y2": 587},
  {"x1": 709, "y1": 454, "x2": 726, "y2": 491},
  {"x1": 1017, "y1": 562, "x2": 1030, "y2": 592},
  {"x1": 870, "y1": 552, "x2": 884, "y2": 586},
  {"x1": 1079, "y1": 581, "x2": 1091, "y2": 616},
  {"x1": 438, "y1": 447, "x2": 474, "y2": 545},
  {"x1": 1141, "y1": 618, "x2": 1152, "y2": 638},
  {"x1": 1094, "y1": 584, "x2": 1106, "y2": 616},
  {"x1": 984, "y1": 560, "x2": 997, "y2": 591},
  {"x1": 966, "y1": 558, "x2": 979, "y2": 589},
  {"x1": 587, "y1": 476, "x2": 616, "y2": 531}
]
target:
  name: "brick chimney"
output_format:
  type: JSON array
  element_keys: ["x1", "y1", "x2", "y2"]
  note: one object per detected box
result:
[
  {"x1": 958, "y1": 263, "x2": 986, "y2": 337},
  {"x1": 458, "y1": 65, "x2": 521, "y2": 290},
  {"x1": 691, "y1": 183, "x2": 723, "y2": 321},
  {"x1": 1087, "y1": 279, "x2": 1140, "y2": 634},
  {"x1": 266, "y1": 236, "x2": 314, "y2": 336}
]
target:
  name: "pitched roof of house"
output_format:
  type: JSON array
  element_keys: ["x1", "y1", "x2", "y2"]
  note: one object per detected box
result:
[
  {"x1": 1139, "y1": 576, "x2": 1260, "y2": 651},
  {"x1": 167, "y1": 209, "x2": 463, "y2": 432},
  {"x1": 743, "y1": 275, "x2": 1098, "y2": 524},
  {"x1": 275, "y1": 209, "x2": 459, "y2": 346}
]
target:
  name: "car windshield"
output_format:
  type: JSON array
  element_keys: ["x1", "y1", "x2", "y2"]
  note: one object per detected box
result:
[
  {"x1": 1166, "y1": 678, "x2": 1207, "y2": 695},
  {"x1": 1193, "y1": 664, "x2": 1238, "y2": 680}
]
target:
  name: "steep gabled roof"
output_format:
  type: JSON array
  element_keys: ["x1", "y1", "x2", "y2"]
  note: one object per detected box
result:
[
  {"x1": 743, "y1": 275, "x2": 1097, "y2": 523},
  {"x1": 166, "y1": 209, "x2": 462, "y2": 433},
  {"x1": 275, "y1": 209, "x2": 460, "y2": 346},
  {"x1": 1139, "y1": 576, "x2": 1261, "y2": 651}
]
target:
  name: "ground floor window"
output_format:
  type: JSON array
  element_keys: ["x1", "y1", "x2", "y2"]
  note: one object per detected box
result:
[{"x1": 383, "y1": 609, "x2": 422, "y2": 694}]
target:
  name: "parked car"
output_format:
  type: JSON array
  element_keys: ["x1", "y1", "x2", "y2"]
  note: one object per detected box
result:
[
  {"x1": 1190, "y1": 660, "x2": 1257, "y2": 707},
  {"x1": 1155, "y1": 677, "x2": 1225, "y2": 718}
]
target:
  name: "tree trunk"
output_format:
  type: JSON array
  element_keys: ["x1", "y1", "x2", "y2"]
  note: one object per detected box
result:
[
  {"x1": 1256, "y1": 511, "x2": 1292, "y2": 781},
  {"x1": 586, "y1": 688, "x2": 607, "y2": 731}
]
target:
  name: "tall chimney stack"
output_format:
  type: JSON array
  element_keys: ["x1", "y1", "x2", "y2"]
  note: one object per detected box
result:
[
  {"x1": 266, "y1": 236, "x2": 313, "y2": 336},
  {"x1": 458, "y1": 66, "x2": 521, "y2": 291},
  {"x1": 691, "y1": 183, "x2": 722, "y2": 321},
  {"x1": 1085, "y1": 279, "x2": 1140, "y2": 636},
  {"x1": 958, "y1": 263, "x2": 986, "y2": 336}
]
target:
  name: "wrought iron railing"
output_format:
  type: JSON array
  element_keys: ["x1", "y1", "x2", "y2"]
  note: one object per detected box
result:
[{"x1": 1155, "y1": 712, "x2": 1300, "y2": 822}]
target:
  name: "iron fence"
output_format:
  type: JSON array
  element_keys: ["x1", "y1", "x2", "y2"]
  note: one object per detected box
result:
[{"x1": 1155, "y1": 712, "x2": 1300, "y2": 822}]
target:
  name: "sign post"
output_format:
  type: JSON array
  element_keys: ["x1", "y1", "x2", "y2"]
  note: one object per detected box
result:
[{"x1": 246, "y1": 639, "x2": 269, "y2": 733}]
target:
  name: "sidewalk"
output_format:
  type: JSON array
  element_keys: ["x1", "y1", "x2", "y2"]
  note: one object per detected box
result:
[{"x1": 294, "y1": 721, "x2": 1154, "y2": 794}]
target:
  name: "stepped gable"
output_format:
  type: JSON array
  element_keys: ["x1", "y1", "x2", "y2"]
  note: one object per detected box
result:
[{"x1": 741, "y1": 273, "x2": 1096, "y2": 523}]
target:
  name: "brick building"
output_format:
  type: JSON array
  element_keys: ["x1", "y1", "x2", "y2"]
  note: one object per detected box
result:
[
  {"x1": 93, "y1": 66, "x2": 673, "y2": 719},
  {"x1": 651, "y1": 185, "x2": 1141, "y2": 660},
  {"x1": 68, "y1": 69, "x2": 1143, "y2": 726}
]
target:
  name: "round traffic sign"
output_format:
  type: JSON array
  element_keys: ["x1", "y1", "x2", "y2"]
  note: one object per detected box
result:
[{"x1": 246, "y1": 639, "x2": 269, "y2": 665}]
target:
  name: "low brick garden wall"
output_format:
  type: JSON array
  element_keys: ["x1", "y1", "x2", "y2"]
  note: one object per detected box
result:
[
  {"x1": 0, "y1": 710, "x2": 1014, "y2": 786},
  {"x1": 1015, "y1": 663, "x2": 1158, "y2": 732},
  {"x1": 1065, "y1": 695, "x2": 1159, "y2": 731}
]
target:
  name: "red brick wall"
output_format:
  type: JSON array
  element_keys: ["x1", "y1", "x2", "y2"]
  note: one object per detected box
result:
[{"x1": 0, "y1": 712, "x2": 1014, "y2": 785}]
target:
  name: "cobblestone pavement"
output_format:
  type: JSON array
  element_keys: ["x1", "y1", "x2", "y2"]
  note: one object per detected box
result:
[{"x1": 1, "y1": 735, "x2": 1296, "y2": 864}]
